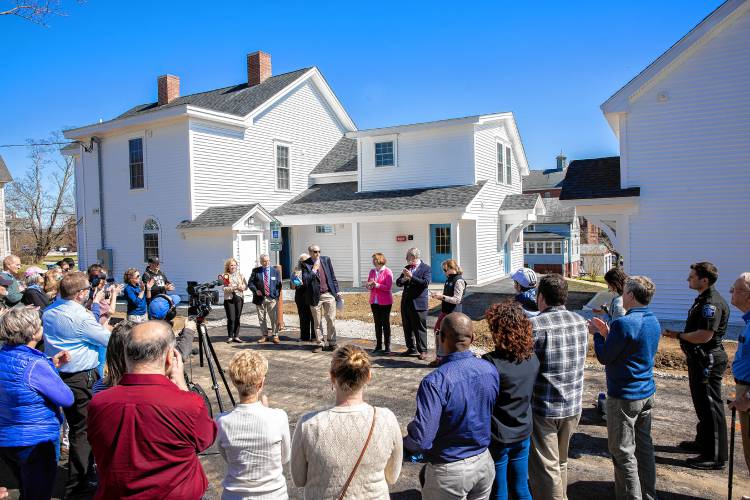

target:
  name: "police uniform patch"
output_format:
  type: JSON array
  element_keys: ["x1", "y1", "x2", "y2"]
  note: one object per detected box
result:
[{"x1": 702, "y1": 304, "x2": 716, "y2": 319}]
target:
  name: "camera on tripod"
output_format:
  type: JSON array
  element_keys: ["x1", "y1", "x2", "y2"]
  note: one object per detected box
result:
[{"x1": 186, "y1": 279, "x2": 222, "y2": 318}]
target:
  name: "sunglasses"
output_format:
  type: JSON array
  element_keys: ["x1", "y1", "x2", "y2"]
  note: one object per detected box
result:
[{"x1": 311, "y1": 250, "x2": 321, "y2": 254}]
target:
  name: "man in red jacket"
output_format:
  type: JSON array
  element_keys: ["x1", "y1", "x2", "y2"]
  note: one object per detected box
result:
[{"x1": 88, "y1": 320, "x2": 216, "y2": 499}]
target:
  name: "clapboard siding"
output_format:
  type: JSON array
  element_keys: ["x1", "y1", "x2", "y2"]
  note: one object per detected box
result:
[
  {"x1": 292, "y1": 224, "x2": 354, "y2": 282},
  {"x1": 357, "y1": 221, "x2": 429, "y2": 284},
  {"x1": 622, "y1": 7, "x2": 750, "y2": 321},
  {"x1": 471, "y1": 123, "x2": 524, "y2": 284},
  {"x1": 359, "y1": 124, "x2": 475, "y2": 192},
  {"x1": 459, "y1": 220, "x2": 477, "y2": 283},
  {"x1": 191, "y1": 80, "x2": 346, "y2": 217}
]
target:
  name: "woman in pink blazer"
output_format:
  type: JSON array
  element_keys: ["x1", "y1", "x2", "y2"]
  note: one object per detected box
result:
[{"x1": 365, "y1": 253, "x2": 394, "y2": 355}]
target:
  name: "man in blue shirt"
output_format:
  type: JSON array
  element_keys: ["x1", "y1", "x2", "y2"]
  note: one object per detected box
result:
[
  {"x1": 43, "y1": 271, "x2": 112, "y2": 496},
  {"x1": 404, "y1": 312, "x2": 499, "y2": 500},
  {"x1": 728, "y1": 272, "x2": 750, "y2": 475},
  {"x1": 589, "y1": 276, "x2": 660, "y2": 500}
]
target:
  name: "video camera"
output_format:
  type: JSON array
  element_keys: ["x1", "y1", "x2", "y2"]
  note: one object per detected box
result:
[{"x1": 186, "y1": 279, "x2": 222, "y2": 318}]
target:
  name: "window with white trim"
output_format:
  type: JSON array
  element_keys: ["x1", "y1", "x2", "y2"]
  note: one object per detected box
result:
[
  {"x1": 497, "y1": 143, "x2": 504, "y2": 183},
  {"x1": 554, "y1": 241, "x2": 562, "y2": 254},
  {"x1": 276, "y1": 144, "x2": 290, "y2": 190},
  {"x1": 315, "y1": 225, "x2": 335, "y2": 234},
  {"x1": 505, "y1": 146, "x2": 513, "y2": 185},
  {"x1": 143, "y1": 218, "x2": 160, "y2": 261},
  {"x1": 375, "y1": 141, "x2": 394, "y2": 167},
  {"x1": 129, "y1": 138, "x2": 144, "y2": 189},
  {"x1": 526, "y1": 242, "x2": 536, "y2": 254}
]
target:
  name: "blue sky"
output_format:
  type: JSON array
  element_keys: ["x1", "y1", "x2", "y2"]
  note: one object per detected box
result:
[{"x1": 0, "y1": 0, "x2": 724, "y2": 177}]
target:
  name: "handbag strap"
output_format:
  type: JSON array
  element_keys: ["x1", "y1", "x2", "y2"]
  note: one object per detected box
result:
[{"x1": 338, "y1": 406, "x2": 377, "y2": 500}]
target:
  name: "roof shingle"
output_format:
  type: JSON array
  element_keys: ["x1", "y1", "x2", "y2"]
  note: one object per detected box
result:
[
  {"x1": 499, "y1": 193, "x2": 541, "y2": 211},
  {"x1": 176, "y1": 204, "x2": 258, "y2": 229},
  {"x1": 310, "y1": 137, "x2": 357, "y2": 175},
  {"x1": 559, "y1": 157, "x2": 640, "y2": 200},
  {"x1": 272, "y1": 182, "x2": 486, "y2": 217}
]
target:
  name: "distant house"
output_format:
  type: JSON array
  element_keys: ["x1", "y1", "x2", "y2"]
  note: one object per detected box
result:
[
  {"x1": 522, "y1": 153, "x2": 567, "y2": 198},
  {"x1": 522, "y1": 198, "x2": 580, "y2": 277},
  {"x1": 63, "y1": 51, "x2": 540, "y2": 296},
  {"x1": 561, "y1": 0, "x2": 750, "y2": 322},
  {"x1": 0, "y1": 156, "x2": 13, "y2": 258},
  {"x1": 580, "y1": 243, "x2": 616, "y2": 277}
]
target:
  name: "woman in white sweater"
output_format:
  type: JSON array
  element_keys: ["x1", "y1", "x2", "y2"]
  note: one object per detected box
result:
[
  {"x1": 291, "y1": 345, "x2": 403, "y2": 499},
  {"x1": 216, "y1": 351, "x2": 291, "y2": 500}
]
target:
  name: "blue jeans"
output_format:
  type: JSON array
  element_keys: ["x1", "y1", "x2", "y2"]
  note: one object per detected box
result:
[{"x1": 490, "y1": 437, "x2": 532, "y2": 500}]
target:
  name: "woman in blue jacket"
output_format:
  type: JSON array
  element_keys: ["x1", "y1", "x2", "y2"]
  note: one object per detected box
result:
[{"x1": 0, "y1": 306, "x2": 73, "y2": 500}]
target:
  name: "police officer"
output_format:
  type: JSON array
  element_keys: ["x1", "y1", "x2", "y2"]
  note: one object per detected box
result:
[{"x1": 663, "y1": 261, "x2": 730, "y2": 470}]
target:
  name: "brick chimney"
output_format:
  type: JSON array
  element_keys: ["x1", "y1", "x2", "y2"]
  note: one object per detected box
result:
[
  {"x1": 157, "y1": 74, "x2": 180, "y2": 105},
  {"x1": 247, "y1": 51, "x2": 271, "y2": 86}
]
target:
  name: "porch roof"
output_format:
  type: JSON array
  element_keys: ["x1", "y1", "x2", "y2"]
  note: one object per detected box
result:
[
  {"x1": 271, "y1": 181, "x2": 486, "y2": 217},
  {"x1": 499, "y1": 193, "x2": 541, "y2": 211},
  {"x1": 559, "y1": 156, "x2": 640, "y2": 201},
  {"x1": 176, "y1": 203, "x2": 275, "y2": 229}
]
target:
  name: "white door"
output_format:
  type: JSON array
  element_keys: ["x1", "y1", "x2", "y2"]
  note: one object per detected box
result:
[{"x1": 238, "y1": 234, "x2": 259, "y2": 279}]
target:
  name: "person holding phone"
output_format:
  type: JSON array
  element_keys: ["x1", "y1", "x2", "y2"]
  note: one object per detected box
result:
[
  {"x1": 396, "y1": 248, "x2": 431, "y2": 360},
  {"x1": 429, "y1": 259, "x2": 466, "y2": 367},
  {"x1": 366, "y1": 253, "x2": 394, "y2": 355},
  {"x1": 123, "y1": 268, "x2": 153, "y2": 323},
  {"x1": 592, "y1": 267, "x2": 627, "y2": 325}
]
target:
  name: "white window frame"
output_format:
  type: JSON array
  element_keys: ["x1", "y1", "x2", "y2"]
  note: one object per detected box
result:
[
  {"x1": 373, "y1": 135, "x2": 398, "y2": 168},
  {"x1": 505, "y1": 145, "x2": 513, "y2": 186},
  {"x1": 554, "y1": 241, "x2": 562, "y2": 254},
  {"x1": 143, "y1": 217, "x2": 161, "y2": 262},
  {"x1": 496, "y1": 140, "x2": 513, "y2": 185},
  {"x1": 315, "y1": 224, "x2": 335, "y2": 235},
  {"x1": 274, "y1": 140, "x2": 292, "y2": 192},
  {"x1": 128, "y1": 136, "x2": 146, "y2": 191}
]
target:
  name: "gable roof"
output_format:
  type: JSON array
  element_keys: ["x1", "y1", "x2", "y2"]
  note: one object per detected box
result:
[
  {"x1": 601, "y1": 0, "x2": 750, "y2": 134},
  {"x1": 559, "y1": 157, "x2": 640, "y2": 201},
  {"x1": 524, "y1": 231, "x2": 566, "y2": 241},
  {"x1": 310, "y1": 137, "x2": 357, "y2": 176},
  {"x1": 176, "y1": 203, "x2": 259, "y2": 229},
  {"x1": 523, "y1": 168, "x2": 567, "y2": 191},
  {"x1": 0, "y1": 156, "x2": 13, "y2": 184},
  {"x1": 118, "y1": 68, "x2": 311, "y2": 120},
  {"x1": 499, "y1": 193, "x2": 541, "y2": 211},
  {"x1": 536, "y1": 197, "x2": 575, "y2": 224},
  {"x1": 272, "y1": 182, "x2": 486, "y2": 217}
]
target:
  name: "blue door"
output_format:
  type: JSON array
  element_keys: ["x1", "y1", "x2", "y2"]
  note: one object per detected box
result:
[{"x1": 430, "y1": 224, "x2": 452, "y2": 282}]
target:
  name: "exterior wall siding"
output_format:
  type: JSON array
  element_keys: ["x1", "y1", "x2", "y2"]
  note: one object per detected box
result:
[
  {"x1": 359, "y1": 124, "x2": 475, "y2": 192},
  {"x1": 190, "y1": 80, "x2": 346, "y2": 217},
  {"x1": 622, "y1": 8, "x2": 750, "y2": 322},
  {"x1": 292, "y1": 224, "x2": 354, "y2": 282}
]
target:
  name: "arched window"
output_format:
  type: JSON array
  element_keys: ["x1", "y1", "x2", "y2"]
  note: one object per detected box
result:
[{"x1": 143, "y1": 218, "x2": 160, "y2": 262}]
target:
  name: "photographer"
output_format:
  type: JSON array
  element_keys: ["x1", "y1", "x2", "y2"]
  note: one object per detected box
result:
[
  {"x1": 143, "y1": 257, "x2": 181, "y2": 306},
  {"x1": 123, "y1": 268, "x2": 154, "y2": 323}
]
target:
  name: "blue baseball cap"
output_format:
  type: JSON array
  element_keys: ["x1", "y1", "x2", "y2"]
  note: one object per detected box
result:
[{"x1": 148, "y1": 296, "x2": 172, "y2": 320}]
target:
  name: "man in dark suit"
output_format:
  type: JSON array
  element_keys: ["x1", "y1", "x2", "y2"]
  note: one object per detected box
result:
[
  {"x1": 396, "y1": 247, "x2": 431, "y2": 360},
  {"x1": 248, "y1": 254, "x2": 283, "y2": 344},
  {"x1": 302, "y1": 244, "x2": 342, "y2": 353}
]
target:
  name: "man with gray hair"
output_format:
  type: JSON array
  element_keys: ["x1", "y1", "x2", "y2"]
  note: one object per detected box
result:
[
  {"x1": 302, "y1": 244, "x2": 342, "y2": 353},
  {"x1": 589, "y1": 276, "x2": 661, "y2": 500},
  {"x1": 1, "y1": 254, "x2": 23, "y2": 307},
  {"x1": 248, "y1": 254, "x2": 283, "y2": 344},
  {"x1": 88, "y1": 321, "x2": 216, "y2": 499},
  {"x1": 396, "y1": 247, "x2": 431, "y2": 359},
  {"x1": 728, "y1": 272, "x2": 750, "y2": 474}
]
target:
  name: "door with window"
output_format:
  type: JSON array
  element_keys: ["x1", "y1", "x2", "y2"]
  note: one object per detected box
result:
[
  {"x1": 429, "y1": 224, "x2": 451, "y2": 282},
  {"x1": 238, "y1": 234, "x2": 259, "y2": 281}
]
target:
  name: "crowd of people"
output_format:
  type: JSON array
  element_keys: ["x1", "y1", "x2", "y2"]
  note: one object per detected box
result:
[{"x1": 0, "y1": 248, "x2": 748, "y2": 500}]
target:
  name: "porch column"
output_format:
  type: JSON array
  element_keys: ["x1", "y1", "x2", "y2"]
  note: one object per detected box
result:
[
  {"x1": 616, "y1": 215, "x2": 630, "y2": 273},
  {"x1": 451, "y1": 220, "x2": 461, "y2": 265},
  {"x1": 351, "y1": 222, "x2": 361, "y2": 287}
]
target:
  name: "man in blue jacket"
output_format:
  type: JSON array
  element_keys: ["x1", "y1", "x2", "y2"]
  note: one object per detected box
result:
[
  {"x1": 248, "y1": 254, "x2": 283, "y2": 344},
  {"x1": 588, "y1": 275, "x2": 660, "y2": 500},
  {"x1": 396, "y1": 247, "x2": 432, "y2": 360}
]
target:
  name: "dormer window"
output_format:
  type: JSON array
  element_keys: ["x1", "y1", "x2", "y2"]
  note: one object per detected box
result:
[{"x1": 375, "y1": 141, "x2": 394, "y2": 167}]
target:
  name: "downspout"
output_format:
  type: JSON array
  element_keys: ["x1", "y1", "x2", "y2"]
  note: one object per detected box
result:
[{"x1": 92, "y1": 137, "x2": 105, "y2": 249}]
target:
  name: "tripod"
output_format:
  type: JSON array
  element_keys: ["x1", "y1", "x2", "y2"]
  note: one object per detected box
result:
[{"x1": 195, "y1": 316, "x2": 236, "y2": 413}]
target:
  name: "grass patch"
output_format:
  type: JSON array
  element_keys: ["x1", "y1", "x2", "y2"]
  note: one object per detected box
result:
[{"x1": 565, "y1": 278, "x2": 608, "y2": 293}]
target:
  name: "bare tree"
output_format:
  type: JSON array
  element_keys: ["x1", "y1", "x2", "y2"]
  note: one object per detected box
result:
[
  {"x1": 6, "y1": 133, "x2": 75, "y2": 263},
  {"x1": 0, "y1": 0, "x2": 82, "y2": 26}
]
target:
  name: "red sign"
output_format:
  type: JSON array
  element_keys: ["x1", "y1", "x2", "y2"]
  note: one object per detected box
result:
[{"x1": 396, "y1": 235, "x2": 407, "y2": 242}]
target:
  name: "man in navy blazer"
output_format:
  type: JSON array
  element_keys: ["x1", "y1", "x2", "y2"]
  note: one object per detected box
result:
[
  {"x1": 302, "y1": 244, "x2": 342, "y2": 353},
  {"x1": 248, "y1": 254, "x2": 283, "y2": 344},
  {"x1": 396, "y1": 247, "x2": 431, "y2": 360}
]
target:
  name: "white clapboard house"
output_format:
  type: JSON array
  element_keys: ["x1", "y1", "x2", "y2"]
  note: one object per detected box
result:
[
  {"x1": 64, "y1": 51, "x2": 541, "y2": 297},
  {"x1": 560, "y1": 0, "x2": 750, "y2": 322}
]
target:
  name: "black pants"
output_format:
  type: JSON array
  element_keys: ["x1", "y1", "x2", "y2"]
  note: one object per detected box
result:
[
  {"x1": 371, "y1": 303, "x2": 392, "y2": 350},
  {"x1": 60, "y1": 368, "x2": 98, "y2": 493},
  {"x1": 295, "y1": 290, "x2": 314, "y2": 341},
  {"x1": 224, "y1": 295, "x2": 244, "y2": 338},
  {"x1": 401, "y1": 303, "x2": 427, "y2": 353},
  {"x1": 0, "y1": 440, "x2": 57, "y2": 500},
  {"x1": 687, "y1": 348, "x2": 728, "y2": 462}
]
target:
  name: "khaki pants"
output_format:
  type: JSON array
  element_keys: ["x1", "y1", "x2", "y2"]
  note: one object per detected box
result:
[
  {"x1": 256, "y1": 297, "x2": 278, "y2": 336},
  {"x1": 736, "y1": 382, "x2": 750, "y2": 472},
  {"x1": 311, "y1": 292, "x2": 337, "y2": 345},
  {"x1": 422, "y1": 449, "x2": 495, "y2": 500},
  {"x1": 529, "y1": 413, "x2": 580, "y2": 500}
]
